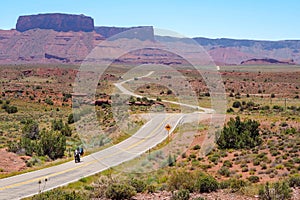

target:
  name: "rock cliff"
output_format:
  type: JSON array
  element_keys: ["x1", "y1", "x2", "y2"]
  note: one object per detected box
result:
[
  {"x1": 16, "y1": 13, "x2": 94, "y2": 32},
  {"x1": 95, "y1": 26, "x2": 154, "y2": 41}
]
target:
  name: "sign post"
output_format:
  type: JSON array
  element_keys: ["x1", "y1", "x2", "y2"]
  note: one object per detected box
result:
[{"x1": 165, "y1": 124, "x2": 171, "y2": 141}]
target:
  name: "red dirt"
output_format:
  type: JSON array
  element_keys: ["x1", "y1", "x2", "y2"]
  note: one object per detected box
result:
[{"x1": 0, "y1": 149, "x2": 29, "y2": 172}]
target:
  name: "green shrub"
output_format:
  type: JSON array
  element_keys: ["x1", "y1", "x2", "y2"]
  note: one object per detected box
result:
[
  {"x1": 230, "y1": 178, "x2": 247, "y2": 191},
  {"x1": 259, "y1": 181, "x2": 292, "y2": 200},
  {"x1": 171, "y1": 189, "x2": 190, "y2": 200},
  {"x1": 7, "y1": 140, "x2": 20, "y2": 153},
  {"x1": 45, "y1": 98, "x2": 54, "y2": 105},
  {"x1": 232, "y1": 101, "x2": 241, "y2": 108},
  {"x1": 195, "y1": 174, "x2": 218, "y2": 193},
  {"x1": 52, "y1": 119, "x2": 72, "y2": 136},
  {"x1": 242, "y1": 167, "x2": 249, "y2": 172},
  {"x1": 288, "y1": 174, "x2": 300, "y2": 187},
  {"x1": 1, "y1": 103, "x2": 7, "y2": 110},
  {"x1": 217, "y1": 116, "x2": 261, "y2": 149},
  {"x1": 22, "y1": 119, "x2": 39, "y2": 140},
  {"x1": 218, "y1": 166, "x2": 231, "y2": 177},
  {"x1": 168, "y1": 170, "x2": 196, "y2": 192},
  {"x1": 129, "y1": 178, "x2": 146, "y2": 193},
  {"x1": 32, "y1": 189, "x2": 85, "y2": 200},
  {"x1": 223, "y1": 160, "x2": 233, "y2": 168},
  {"x1": 219, "y1": 178, "x2": 246, "y2": 192},
  {"x1": 5, "y1": 105, "x2": 18, "y2": 114},
  {"x1": 261, "y1": 164, "x2": 268, "y2": 170},
  {"x1": 105, "y1": 183, "x2": 136, "y2": 200},
  {"x1": 37, "y1": 130, "x2": 66, "y2": 159},
  {"x1": 193, "y1": 144, "x2": 201, "y2": 150},
  {"x1": 253, "y1": 159, "x2": 260, "y2": 166},
  {"x1": 247, "y1": 175, "x2": 260, "y2": 183},
  {"x1": 227, "y1": 108, "x2": 234, "y2": 113},
  {"x1": 145, "y1": 184, "x2": 156, "y2": 193}
]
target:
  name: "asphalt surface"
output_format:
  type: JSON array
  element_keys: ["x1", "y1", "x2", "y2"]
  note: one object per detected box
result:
[{"x1": 0, "y1": 113, "x2": 187, "y2": 199}]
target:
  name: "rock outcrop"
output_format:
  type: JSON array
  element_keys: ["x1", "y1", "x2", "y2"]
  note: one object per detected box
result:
[
  {"x1": 241, "y1": 58, "x2": 295, "y2": 65},
  {"x1": 16, "y1": 13, "x2": 94, "y2": 32},
  {"x1": 95, "y1": 26, "x2": 154, "y2": 41}
]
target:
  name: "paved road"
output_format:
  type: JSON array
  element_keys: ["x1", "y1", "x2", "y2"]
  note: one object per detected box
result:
[
  {"x1": 114, "y1": 71, "x2": 214, "y2": 114},
  {"x1": 0, "y1": 72, "x2": 213, "y2": 199},
  {"x1": 0, "y1": 113, "x2": 188, "y2": 199}
]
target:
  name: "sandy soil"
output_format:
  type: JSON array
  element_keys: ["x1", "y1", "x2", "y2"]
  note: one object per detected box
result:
[{"x1": 0, "y1": 149, "x2": 28, "y2": 172}]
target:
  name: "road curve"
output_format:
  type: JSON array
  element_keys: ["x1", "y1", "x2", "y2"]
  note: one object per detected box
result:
[{"x1": 114, "y1": 71, "x2": 214, "y2": 114}]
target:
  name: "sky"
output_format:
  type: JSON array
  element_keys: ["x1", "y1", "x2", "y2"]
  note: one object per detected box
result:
[{"x1": 1, "y1": 0, "x2": 299, "y2": 40}]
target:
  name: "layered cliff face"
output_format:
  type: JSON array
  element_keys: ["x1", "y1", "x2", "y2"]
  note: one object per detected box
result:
[
  {"x1": 16, "y1": 13, "x2": 94, "y2": 32},
  {"x1": 0, "y1": 29, "x2": 103, "y2": 64},
  {"x1": 95, "y1": 26, "x2": 154, "y2": 41},
  {"x1": 0, "y1": 13, "x2": 298, "y2": 65}
]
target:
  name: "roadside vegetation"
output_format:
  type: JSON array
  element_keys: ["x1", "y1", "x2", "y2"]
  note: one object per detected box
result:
[{"x1": 1, "y1": 65, "x2": 300, "y2": 199}]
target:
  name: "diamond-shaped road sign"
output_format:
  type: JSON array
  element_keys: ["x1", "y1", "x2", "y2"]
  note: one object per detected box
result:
[{"x1": 165, "y1": 124, "x2": 171, "y2": 131}]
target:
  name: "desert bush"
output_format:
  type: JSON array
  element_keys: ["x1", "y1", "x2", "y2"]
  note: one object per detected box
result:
[
  {"x1": 208, "y1": 153, "x2": 220, "y2": 165},
  {"x1": 232, "y1": 101, "x2": 241, "y2": 108},
  {"x1": 7, "y1": 140, "x2": 20, "y2": 153},
  {"x1": 20, "y1": 137, "x2": 36, "y2": 156},
  {"x1": 145, "y1": 184, "x2": 156, "y2": 193},
  {"x1": 171, "y1": 189, "x2": 190, "y2": 200},
  {"x1": 248, "y1": 175, "x2": 260, "y2": 183},
  {"x1": 200, "y1": 164, "x2": 212, "y2": 170},
  {"x1": 31, "y1": 188, "x2": 85, "y2": 200},
  {"x1": 253, "y1": 159, "x2": 260, "y2": 166},
  {"x1": 195, "y1": 174, "x2": 218, "y2": 193},
  {"x1": 259, "y1": 181, "x2": 292, "y2": 200},
  {"x1": 279, "y1": 122, "x2": 288, "y2": 127},
  {"x1": 51, "y1": 118, "x2": 72, "y2": 136},
  {"x1": 223, "y1": 160, "x2": 233, "y2": 168},
  {"x1": 218, "y1": 166, "x2": 231, "y2": 177},
  {"x1": 168, "y1": 170, "x2": 196, "y2": 192},
  {"x1": 5, "y1": 105, "x2": 18, "y2": 113},
  {"x1": 129, "y1": 178, "x2": 146, "y2": 193},
  {"x1": 217, "y1": 116, "x2": 261, "y2": 149},
  {"x1": 45, "y1": 98, "x2": 54, "y2": 105},
  {"x1": 219, "y1": 178, "x2": 246, "y2": 192},
  {"x1": 22, "y1": 119, "x2": 39, "y2": 140},
  {"x1": 242, "y1": 167, "x2": 249, "y2": 172},
  {"x1": 105, "y1": 183, "x2": 136, "y2": 200},
  {"x1": 37, "y1": 130, "x2": 66, "y2": 159},
  {"x1": 288, "y1": 174, "x2": 300, "y2": 187}
]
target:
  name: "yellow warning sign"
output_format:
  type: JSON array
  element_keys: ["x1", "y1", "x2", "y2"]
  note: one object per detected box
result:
[{"x1": 165, "y1": 124, "x2": 171, "y2": 131}]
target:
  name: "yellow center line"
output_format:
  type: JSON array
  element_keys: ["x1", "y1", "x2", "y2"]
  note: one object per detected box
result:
[{"x1": 0, "y1": 115, "x2": 172, "y2": 191}]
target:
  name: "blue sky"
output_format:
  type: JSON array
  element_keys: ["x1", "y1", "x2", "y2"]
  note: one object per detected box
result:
[{"x1": 1, "y1": 0, "x2": 299, "y2": 40}]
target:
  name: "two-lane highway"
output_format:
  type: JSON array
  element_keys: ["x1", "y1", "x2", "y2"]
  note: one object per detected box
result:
[{"x1": 0, "y1": 113, "x2": 185, "y2": 199}]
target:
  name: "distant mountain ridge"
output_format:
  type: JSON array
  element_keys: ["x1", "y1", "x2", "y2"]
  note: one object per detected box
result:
[
  {"x1": 194, "y1": 37, "x2": 300, "y2": 50},
  {"x1": 195, "y1": 37, "x2": 300, "y2": 65},
  {"x1": 0, "y1": 13, "x2": 299, "y2": 65}
]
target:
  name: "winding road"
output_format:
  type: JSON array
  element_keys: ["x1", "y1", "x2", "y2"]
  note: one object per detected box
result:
[{"x1": 0, "y1": 72, "x2": 213, "y2": 200}]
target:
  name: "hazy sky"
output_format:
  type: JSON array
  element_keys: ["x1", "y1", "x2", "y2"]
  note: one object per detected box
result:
[{"x1": 1, "y1": 0, "x2": 299, "y2": 40}]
